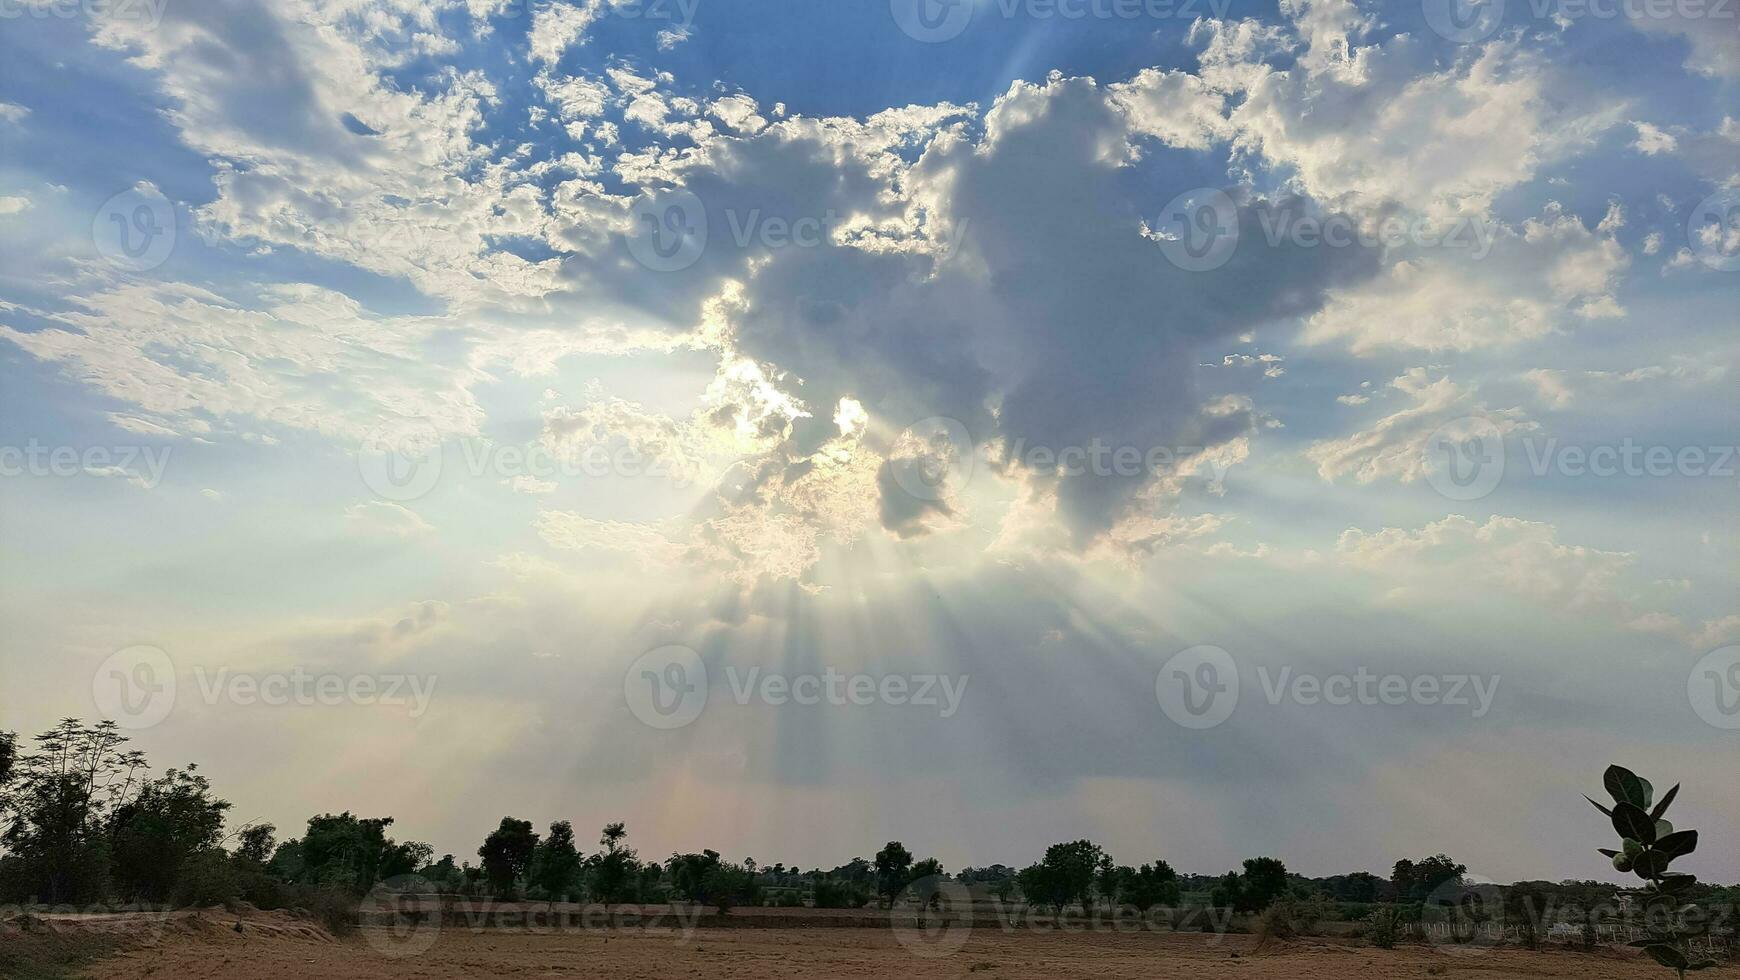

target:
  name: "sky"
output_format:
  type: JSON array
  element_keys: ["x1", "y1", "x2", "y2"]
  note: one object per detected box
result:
[{"x1": 0, "y1": 0, "x2": 1736, "y2": 884}]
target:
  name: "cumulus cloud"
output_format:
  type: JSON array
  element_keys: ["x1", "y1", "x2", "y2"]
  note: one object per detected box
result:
[
  {"x1": 1300, "y1": 204, "x2": 1629, "y2": 353},
  {"x1": 1204, "y1": 20, "x2": 1620, "y2": 216}
]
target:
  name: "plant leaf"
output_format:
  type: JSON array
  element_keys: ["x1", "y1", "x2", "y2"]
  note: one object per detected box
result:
[
  {"x1": 1586, "y1": 795, "x2": 1614, "y2": 817},
  {"x1": 1643, "y1": 944, "x2": 1690, "y2": 970},
  {"x1": 1656, "y1": 830, "x2": 1698, "y2": 860},
  {"x1": 1598, "y1": 848, "x2": 1619, "y2": 858},
  {"x1": 1612, "y1": 802, "x2": 1657, "y2": 844},
  {"x1": 1605, "y1": 765, "x2": 1649, "y2": 808},
  {"x1": 1633, "y1": 851, "x2": 1669, "y2": 878},
  {"x1": 1651, "y1": 784, "x2": 1680, "y2": 820}
]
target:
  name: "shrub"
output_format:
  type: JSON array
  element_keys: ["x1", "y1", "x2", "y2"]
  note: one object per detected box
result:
[
  {"x1": 1368, "y1": 903, "x2": 1408, "y2": 949},
  {"x1": 1587, "y1": 764, "x2": 1710, "y2": 978},
  {"x1": 1257, "y1": 900, "x2": 1298, "y2": 941}
]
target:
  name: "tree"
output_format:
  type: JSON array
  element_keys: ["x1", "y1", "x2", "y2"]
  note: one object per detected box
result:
[
  {"x1": 1391, "y1": 854, "x2": 1466, "y2": 903},
  {"x1": 589, "y1": 822, "x2": 636, "y2": 907},
  {"x1": 0, "y1": 730, "x2": 14, "y2": 787},
  {"x1": 700, "y1": 859, "x2": 759, "y2": 912},
  {"x1": 907, "y1": 858, "x2": 947, "y2": 914},
  {"x1": 1328, "y1": 870, "x2": 1380, "y2": 903},
  {"x1": 873, "y1": 841, "x2": 913, "y2": 907},
  {"x1": 1041, "y1": 840, "x2": 1105, "y2": 913},
  {"x1": 1018, "y1": 862, "x2": 1061, "y2": 912},
  {"x1": 1095, "y1": 858, "x2": 1125, "y2": 910},
  {"x1": 909, "y1": 857, "x2": 944, "y2": 884},
  {"x1": 283, "y1": 812, "x2": 422, "y2": 894},
  {"x1": 529, "y1": 820, "x2": 581, "y2": 904},
  {"x1": 233, "y1": 824, "x2": 277, "y2": 869},
  {"x1": 109, "y1": 766, "x2": 231, "y2": 903},
  {"x1": 668, "y1": 849, "x2": 722, "y2": 905},
  {"x1": 1210, "y1": 871, "x2": 1246, "y2": 912},
  {"x1": 0, "y1": 720, "x2": 146, "y2": 903},
  {"x1": 478, "y1": 817, "x2": 539, "y2": 899},
  {"x1": 1124, "y1": 860, "x2": 1180, "y2": 911},
  {"x1": 1240, "y1": 857, "x2": 1290, "y2": 911}
]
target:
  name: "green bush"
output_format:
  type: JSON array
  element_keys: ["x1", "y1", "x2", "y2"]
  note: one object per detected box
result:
[
  {"x1": 1367, "y1": 904, "x2": 1408, "y2": 949},
  {"x1": 1588, "y1": 765, "x2": 1711, "y2": 978}
]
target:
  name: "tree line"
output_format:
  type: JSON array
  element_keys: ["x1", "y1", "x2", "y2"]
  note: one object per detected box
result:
[{"x1": 5, "y1": 721, "x2": 1734, "y2": 939}]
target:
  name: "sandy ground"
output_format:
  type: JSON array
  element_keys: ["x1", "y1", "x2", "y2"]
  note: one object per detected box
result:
[{"x1": 36, "y1": 908, "x2": 1703, "y2": 980}]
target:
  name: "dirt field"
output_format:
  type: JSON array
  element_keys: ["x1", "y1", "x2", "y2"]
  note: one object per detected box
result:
[{"x1": 7, "y1": 907, "x2": 1706, "y2": 980}]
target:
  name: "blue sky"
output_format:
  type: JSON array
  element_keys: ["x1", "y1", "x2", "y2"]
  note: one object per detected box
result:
[{"x1": 0, "y1": 0, "x2": 1737, "y2": 881}]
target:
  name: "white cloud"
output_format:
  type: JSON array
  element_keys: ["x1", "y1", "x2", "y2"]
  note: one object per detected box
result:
[
  {"x1": 1208, "y1": 25, "x2": 1620, "y2": 215},
  {"x1": 536, "y1": 511, "x2": 685, "y2": 567},
  {"x1": 1632, "y1": 121, "x2": 1678, "y2": 155},
  {"x1": 0, "y1": 282, "x2": 489, "y2": 443},
  {"x1": 346, "y1": 500, "x2": 435, "y2": 536},
  {"x1": 1524, "y1": 360, "x2": 1728, "y2": 409},
  {"x1": 1337, "y1": 515, "x2": 1633, "y2": 610},
  {"x1": 529, "y1": 0, "x2": 603, "y2": 64},
  {"x1": 1308, "y1": 369, "x2": 1532, "y2": 484},
  {"x1": 1301, "y1": 204, "x2": 1629, "y2": 353}
]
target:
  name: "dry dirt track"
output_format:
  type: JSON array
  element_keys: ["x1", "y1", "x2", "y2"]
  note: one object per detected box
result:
[{"x1": 67, "y1": 912, "x2": 1702, "y2": 980}]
